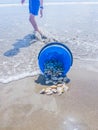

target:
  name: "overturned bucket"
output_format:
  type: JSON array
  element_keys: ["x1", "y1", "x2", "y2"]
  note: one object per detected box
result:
[{"x1": 38, "y1": 42, "x2": 73, "y2": 76}]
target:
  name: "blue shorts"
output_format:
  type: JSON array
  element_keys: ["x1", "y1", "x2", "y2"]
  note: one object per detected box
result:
[{"x1": 29, "y1": 0, "x2": 40, "y2": 15}]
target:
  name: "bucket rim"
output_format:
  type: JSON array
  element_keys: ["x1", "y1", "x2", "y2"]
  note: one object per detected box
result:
[{"x1": 38, "y1": 42, "x2": 73, "y2": 66}]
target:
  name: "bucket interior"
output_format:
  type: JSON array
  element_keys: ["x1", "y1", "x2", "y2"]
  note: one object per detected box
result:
[{"x1": 38, "y1": 42, "x2": 73, "y2": 76}]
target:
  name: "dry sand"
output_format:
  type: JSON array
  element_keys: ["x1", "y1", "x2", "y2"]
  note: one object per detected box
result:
[{"x1": 0, "y1": 68, "x2": 98, "y2": 130}]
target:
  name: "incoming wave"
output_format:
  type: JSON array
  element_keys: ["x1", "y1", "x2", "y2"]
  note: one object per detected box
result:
[{"x1": 0, "y1": 2, "x2": 98, "y2": 7}]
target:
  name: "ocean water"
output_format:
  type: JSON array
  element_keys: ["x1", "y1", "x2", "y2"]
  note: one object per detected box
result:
[
  {"x1": 0, "y1": 0, "x2": 98, "y2": 5},
  {"x1": 0, "y1": 0, "x2": 98, "y2": 4},
  {"x1": 0, "y1": 2, "x2": 98, "y2": 83}
]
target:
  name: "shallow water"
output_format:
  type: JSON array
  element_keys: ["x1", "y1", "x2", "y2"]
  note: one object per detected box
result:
[
  {"x1": 0, "y1": 2, "x2": 98, "y2": 83},
  {"x1": 0, "y1": 0, "x2": 98, "y2": 4}
]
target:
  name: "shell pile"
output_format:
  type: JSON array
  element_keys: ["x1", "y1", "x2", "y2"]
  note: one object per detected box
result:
[
  {"x1": 40, "y1": 83, "x2": 69, "y2": 95},
  {"x1": 40, "y1": 59, "x2": 70, "y2": 95},
  {"x1": 44, "y1": 59, "x2": 70, "y2": 85}
]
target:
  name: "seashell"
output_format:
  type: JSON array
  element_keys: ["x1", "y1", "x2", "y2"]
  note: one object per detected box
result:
[
  {"x1": 52, "y1": 89, "x2": 57, "y2": 93},
  {"x1": 62, "y1": 83, "x2": 69, "y2": 91},
  {"x1": 57, "y1": 87, "x2": 62, "y2": 91},
  {"x1": 51, "y1": 77, "x2": 58, "y2": 80},
  {"x1": 57, "y1": 84, "x2": 63, "y2": 87},
  {"x1": 45, "y1": 87, "x2": 52, "y2": 92},
  {"x1": 45, "y1": 80, "x2": 51, "y2": 84},
  {"x1": 58, "y1": 80, "x2": 63, "y2": 84},
  {"x1": 57, "y1": 87, "x2": 64, "y2": 95},
  {"x1": 53, "y1": 81, "x2": 57, "y2": 85},
  {"x1": 63, "y1": 77, "x2": 70, "y2": 83},
  {"x1": 40, "y1": 88, "x2": 46, "y2": 94},
  {"x1": 50, "y1": 85, "x2": 57, "y2": 89},
  {"x1": 58, "y1": 77, "x2": 63, "y2": 80},
  {"x1": 44, "y1": 59, "x2": 66, "y2": 85},
  {"x1": 45, "y1": 89, "x2": 53, "y2": 95},
  {"x1": 59, "y1": 72, "x2": 63, "y2": 75}
]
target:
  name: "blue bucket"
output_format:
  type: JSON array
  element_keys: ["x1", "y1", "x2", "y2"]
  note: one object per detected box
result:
[{"x1": 38, "y1": 42, "x2": 73, "y2": 76}]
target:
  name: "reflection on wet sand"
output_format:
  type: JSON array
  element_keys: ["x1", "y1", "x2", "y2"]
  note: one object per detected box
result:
[{"x1": 0, "y1": 68, "x2": 98, "y2": 130}]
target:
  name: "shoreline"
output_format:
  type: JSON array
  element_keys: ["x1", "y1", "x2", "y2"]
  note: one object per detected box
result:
[
  {"x1": 0, "y1": 3, "x2": 98, "y2": 84},
  {"x1": 0, "y1": 58, "x2": 98, "y2": 84},
  {"x1": 0, "y1": 68, "x2": 98, "y2": 130},
  {"x1": 0, "y1": 3, "x2": 98, "y2": 129}
]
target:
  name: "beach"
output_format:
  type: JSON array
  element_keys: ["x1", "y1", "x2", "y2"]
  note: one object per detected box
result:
[
  {"x1": 0, "y1": 66, "x2": 98, "y2": 130},
  {"x1": 0, "y1": 2, "x2": 98, "y2": 83},
  {"x1": 0, "y1": 1, "x2": 98, "y2": 130}
]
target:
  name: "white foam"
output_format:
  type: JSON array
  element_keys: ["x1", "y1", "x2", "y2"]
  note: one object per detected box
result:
[
  {"x1": 0, "y1": 2, "x2": 98, "y2": 7},
  {"x1": 45, "y1": 2, "x2": 98, "y2": 5},
  {"x1": 0, "y1": 70, "x2": 41, "y2": 84},
  {"x1": 0, "y1": 3, "x2": 28, "y2": 7}
]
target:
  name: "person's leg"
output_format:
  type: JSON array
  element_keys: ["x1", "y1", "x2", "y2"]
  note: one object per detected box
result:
[{"x1": 29, "y1": 13, "x2": 42, "y2": 36}]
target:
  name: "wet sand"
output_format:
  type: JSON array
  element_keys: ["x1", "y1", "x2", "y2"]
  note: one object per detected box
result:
[
  {"x1": 0, "y1": 66, "x2": 98, "y2": 130},
  {"x1": 0, "y1": 2, "x2": 98, "y2": 130}
]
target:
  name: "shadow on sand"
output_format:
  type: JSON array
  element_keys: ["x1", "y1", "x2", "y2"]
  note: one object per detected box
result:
[
  {"x1": 35, "y1": 74, "x2": 52, "y2": 86},
  {"x1": 4, "y1": 34, "x2": 36, "y2": 57},
  {"x1": 35, "y1": 74, "x2": 46, "y2": 85}
]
